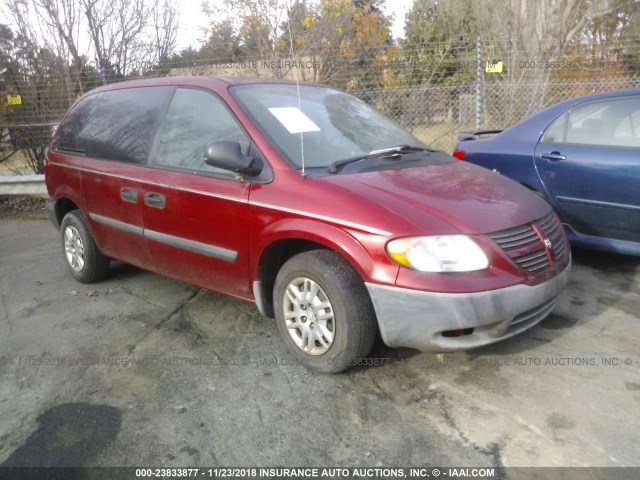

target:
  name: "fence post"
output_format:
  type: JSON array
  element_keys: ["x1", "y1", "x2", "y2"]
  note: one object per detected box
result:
[{"x1": 476, "y1": 37, "x2": 482, "y2": 131}]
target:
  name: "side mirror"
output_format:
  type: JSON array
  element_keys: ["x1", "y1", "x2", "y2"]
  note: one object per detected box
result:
[{"x1": 204, "y1": 141, "x2": 263, "y2": 177}]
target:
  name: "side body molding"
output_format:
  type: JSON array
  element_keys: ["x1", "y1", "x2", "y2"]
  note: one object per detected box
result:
[{"x1": 89, "y1": 213, "x2": 238, "y2": 262}]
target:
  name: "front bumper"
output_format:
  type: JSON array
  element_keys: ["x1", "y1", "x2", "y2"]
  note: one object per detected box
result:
[{"x1": 367, "y1": 260, "x2": 571, "y2": 352}]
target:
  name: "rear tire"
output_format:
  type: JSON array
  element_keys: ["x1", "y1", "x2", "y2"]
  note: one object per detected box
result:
[
  {"x1": 60, "y1": 210, "x2": 110, "y2": 283},
  {"x1": 273, "y1": 250, "x2": 377, "y2": 373}
]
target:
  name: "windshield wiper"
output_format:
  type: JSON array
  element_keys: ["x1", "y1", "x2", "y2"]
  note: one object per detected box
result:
[{"x1": 328, "y1": 145, "x2": 434, "y2": 174}]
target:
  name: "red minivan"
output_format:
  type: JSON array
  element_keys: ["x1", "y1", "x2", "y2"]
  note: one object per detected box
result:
[{"x1": 45, "y1": 76, "x2": 571, "y2": 372}]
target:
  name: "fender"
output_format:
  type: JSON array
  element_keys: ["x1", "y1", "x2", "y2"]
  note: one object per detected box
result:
[
  {"x1": 46, "y1": 154, "x2": 87, "y2": 220},
  {"x1": 50, "y1": 185, "x2": 83, "y2": 210},
  {"x1": 252, "y1": 217, "x2": 399, "y2": 287},
  {"x1": 49, "y1": 186, "x2": 86, "y2": 228}
]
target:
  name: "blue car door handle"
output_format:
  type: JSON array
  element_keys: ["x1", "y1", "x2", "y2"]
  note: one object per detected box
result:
[{"x1": 540, "y1": 152, "x2": 566, "y2": 161}]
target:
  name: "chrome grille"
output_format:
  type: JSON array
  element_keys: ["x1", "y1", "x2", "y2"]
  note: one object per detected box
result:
[{"x1": 488, "y1": 212, "x2": 567, "y2": 273}]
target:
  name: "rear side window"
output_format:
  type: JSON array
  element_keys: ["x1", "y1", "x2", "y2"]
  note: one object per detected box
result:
[
  {"x1": 55, "y1": 86, "x2": 172, "y2": 164},
  {"x1": 541, "y1": 97, "x2": 640, "y2": 147}
]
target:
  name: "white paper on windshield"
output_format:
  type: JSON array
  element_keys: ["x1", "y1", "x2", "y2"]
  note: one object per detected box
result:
[{"x1": 268, "y1": 107, "x2": 320, "y2": 134}]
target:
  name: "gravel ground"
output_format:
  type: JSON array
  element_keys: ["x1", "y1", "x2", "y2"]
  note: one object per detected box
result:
[{"x1": 0, "y1": 196, "x2": 48, "y2": 219}]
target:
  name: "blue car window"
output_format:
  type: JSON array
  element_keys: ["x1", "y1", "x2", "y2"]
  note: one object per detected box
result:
[
  {"x1": 541, "y1": 114, "x2": 567, "y2": 143},
  {"x1": 566, "y1": 102, "x2": 609, "y2": 145},
  {"x1": 613, "y1": 101, "x2": 640, "y2": 147},
  {"x1": 561, "y1": 97, "x2": 640, "y2": 148}
]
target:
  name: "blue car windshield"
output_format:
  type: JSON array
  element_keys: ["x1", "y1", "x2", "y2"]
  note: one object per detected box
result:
[{"x1": 230, "y1": 83, "x2": 428, "y2": 169}]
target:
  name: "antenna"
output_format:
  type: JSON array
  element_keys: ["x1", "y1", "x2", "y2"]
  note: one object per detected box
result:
[
  {"x1": 285, "y1": 0, "x2": 306, "y2": 178},
  {"x1": 296, "y1": 80, "x2": 305, "y2": 178}
]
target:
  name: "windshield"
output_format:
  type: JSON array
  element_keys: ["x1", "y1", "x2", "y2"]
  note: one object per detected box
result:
[{"x1": 230, "y1": 83, "x2": 428, "y2": 170}]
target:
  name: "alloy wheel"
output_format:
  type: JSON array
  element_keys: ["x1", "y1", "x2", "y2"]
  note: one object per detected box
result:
[
  {"x1": 64, "y1": 225, "x2": 85, "y2": 272},
  {"x1": 283, "y1": 277, "x2": 335, "y2": 355}
]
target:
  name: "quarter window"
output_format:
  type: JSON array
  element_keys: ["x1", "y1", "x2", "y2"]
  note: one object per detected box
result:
[
  {"x1": 541, "y1": 114, "x2": 566, "y2": 144},
  {"x1": 156, "y1": 88, "x2": 250, "y2": 173}
]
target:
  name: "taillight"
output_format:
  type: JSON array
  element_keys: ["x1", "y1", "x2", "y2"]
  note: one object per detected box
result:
[{"x1": 452, "y1": 150, "x2": 465, "y2": 160}]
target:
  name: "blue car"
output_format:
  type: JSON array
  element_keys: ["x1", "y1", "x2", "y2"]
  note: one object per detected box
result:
[{"x1": 454, "y1": 89, "x2": 640, "y2": 256}]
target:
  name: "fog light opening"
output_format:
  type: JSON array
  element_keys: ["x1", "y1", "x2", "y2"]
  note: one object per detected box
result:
[{"x1": 442, "y1": 328, "x2": 474, "y2": 338}]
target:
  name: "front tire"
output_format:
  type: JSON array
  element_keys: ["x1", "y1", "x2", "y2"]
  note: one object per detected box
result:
[
  {"x1": 60, "y1": 210, "x2": 110, "y2": 283},
  {"x1": 274, "y1": 250, "x2": 377, "y2": 373}
]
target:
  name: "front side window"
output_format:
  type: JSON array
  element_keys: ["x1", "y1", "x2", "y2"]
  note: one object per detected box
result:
[
  {"x1": 55, "y1": 86, "x2": 171, "y2": 164},
  {"x1": 155, "y1": 88, "x2": 250, "y2": 173}
]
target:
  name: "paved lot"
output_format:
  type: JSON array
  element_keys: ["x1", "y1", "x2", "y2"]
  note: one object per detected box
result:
[{"x1": 0, "y1": 219, "x2": 639, "y2": 471}]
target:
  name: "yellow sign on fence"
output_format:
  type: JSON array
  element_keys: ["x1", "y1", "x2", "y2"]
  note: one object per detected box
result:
[
  {"x1": 7, "y1": 94, "x2": 22, "y2": 105},
  {"x1": 485, "y1": 61, "x2": 503, "y2": 73}
]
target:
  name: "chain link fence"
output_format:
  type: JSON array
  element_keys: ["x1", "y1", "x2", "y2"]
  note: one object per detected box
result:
[
  {"x1": 0, "y1": 123, "x2": 57, "y2": 174},
  {"x1": 2, "y1": 49, "x2": 640, "y2": 173},
  {"x1": 357, "y1": 77, "x2": 640, "y2": 152}
]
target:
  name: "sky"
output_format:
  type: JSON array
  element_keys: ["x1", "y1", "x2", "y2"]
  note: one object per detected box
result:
[{"x1": 175, "y1": 0, "x2": 413, "y2": 51}]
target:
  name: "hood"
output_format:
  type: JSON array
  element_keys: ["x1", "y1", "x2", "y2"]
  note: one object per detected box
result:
[{"x1": 320, "y1": 160, "x2": 550, "y2": 235}]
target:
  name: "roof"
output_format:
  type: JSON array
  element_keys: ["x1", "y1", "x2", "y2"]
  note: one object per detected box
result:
[{"x1": 84, "y1": 75, "x2": 319, "y2": 96}]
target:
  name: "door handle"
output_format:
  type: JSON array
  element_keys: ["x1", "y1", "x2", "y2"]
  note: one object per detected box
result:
[
  {"x1": 144, "y1": 192, "x2": 166, "y2": 208},
  {"x1": 120, "y1": 187, "x2": 139, "y2": 203},
  {"x1": 540, "y1": 152, "x2": 566, "y2": 161}
]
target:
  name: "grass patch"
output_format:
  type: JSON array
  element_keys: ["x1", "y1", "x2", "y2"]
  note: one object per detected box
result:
[
  {"x1": 0, "y1": 149, "x2": 32, "y2": 173},
  {"x1": 409, "y1": 123, "x2": 475, "y2": 153}
]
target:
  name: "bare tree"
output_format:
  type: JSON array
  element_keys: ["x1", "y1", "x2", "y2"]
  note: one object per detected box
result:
[
  {"x1": 0, "y1": 18, "x2": 70, "y2": 173},
  {"x1": 152, "y1": 0, "x2": 179, "y2": 67},
  {"x1": 82, "y1": 0, "x2": 150, "y2": 83},
  {"x1": 475, "y1": 0, "x2": 640, "y2": 113},
  {"x1": 36, "y1": 0, "x2": 83, "y2": 73},
  {"x1": 6, "y1": 0, "x2": 178, "y2": 86},
  {"x1": 5, "y1": 0, "x2": 86, "y2": 99}
]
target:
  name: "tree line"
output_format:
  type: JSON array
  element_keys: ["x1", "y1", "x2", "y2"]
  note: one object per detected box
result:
[{"x1": 1, "y1": 0, "x2": 639, "y2": 150}]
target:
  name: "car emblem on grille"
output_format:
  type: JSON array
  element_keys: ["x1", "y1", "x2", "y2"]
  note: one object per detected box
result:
[{"x1": 544, "y1": 238, "x2": 552, "y2": 249}]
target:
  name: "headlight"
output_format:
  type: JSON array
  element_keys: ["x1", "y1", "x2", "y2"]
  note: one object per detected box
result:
[{"x1": 386, "y1": 235, "x2": 489, "y2": 273}]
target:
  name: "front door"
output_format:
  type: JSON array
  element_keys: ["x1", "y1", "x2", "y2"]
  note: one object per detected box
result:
[{"x1": 141, "y1": 87, "x2": 254, "y2": 298}]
